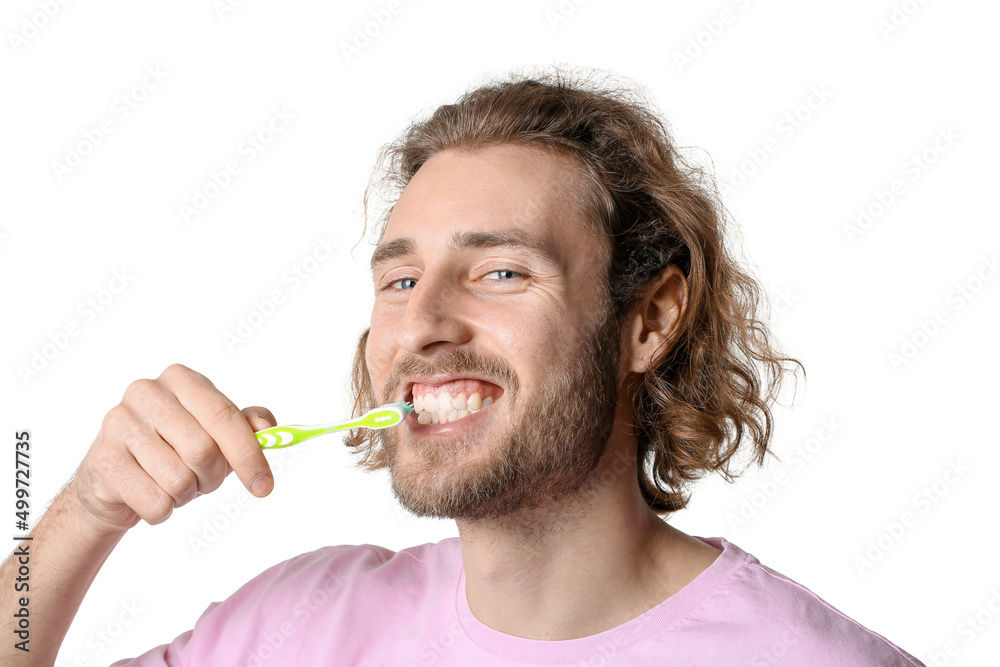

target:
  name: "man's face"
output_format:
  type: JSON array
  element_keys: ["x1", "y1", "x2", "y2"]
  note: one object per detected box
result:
[{"x1": 366, "y1": 144, "x2": 625, "y2": 523}]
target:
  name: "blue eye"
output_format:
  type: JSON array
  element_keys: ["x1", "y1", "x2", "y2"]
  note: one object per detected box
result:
[
  {"x1": 381, "y1": 269, "x2": 523, "y2": 293},
  {"x1": 388, "y1": 278, "x2": 418, "y2": 290},
  {"x1": 484, "y1": 270, "x2": 522, "y2": 281}
]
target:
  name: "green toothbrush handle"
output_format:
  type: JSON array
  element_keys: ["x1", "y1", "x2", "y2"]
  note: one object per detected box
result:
[
  {"x1": 256, "y1": 402, "x2": 413, "y2": 449},
  {"x1": 255, "y1": 424, "x2": 331, "y2": 449}
]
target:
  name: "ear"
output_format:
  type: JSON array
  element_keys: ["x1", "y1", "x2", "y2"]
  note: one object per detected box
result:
[{"x1": 621, "y1": 265, "x2": 688, "y2": 375}]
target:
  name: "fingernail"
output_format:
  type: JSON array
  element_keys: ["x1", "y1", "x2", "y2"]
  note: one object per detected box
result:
[{"x1": 250, "y1": 473, "x2": 273, "y2": 497}]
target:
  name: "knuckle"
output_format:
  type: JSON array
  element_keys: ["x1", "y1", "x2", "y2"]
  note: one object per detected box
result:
[
  {"x1": 145, "y1": 492, "x2": 175, "y2": 524},
  {"x1": 101, "y1": 405, "x2": 137, "y2": 439},
  {"x1": 160, "y1": 363, "x2": 191, "y2": 381},
  {"x1": 149, "y1": 402, "x2": 171, "y2": 426},
  {"x1": 207, "y1": 400, "x2": 241, "y2": 429},
  {"x1": 162, "y1": 363, "x2": 214, "y2": 391},
  {"x1": 124, "y1": 378, "x2": 160, "y2": 405},
  {"x1": 88, "y1": 447, "x2": 122, "y2": 480},
  {"x1": 227, "y1": 445, "x2": 257, "y2": 473},
  {"x1": 164, "y1": 468, "x2": 199, "y2": 504},
  {"x1": 199, "y1": 470, "x2": 227, "y2": 495},
  {"x1": 182, "y1": 437, "x2": 218, "y2": 468}
]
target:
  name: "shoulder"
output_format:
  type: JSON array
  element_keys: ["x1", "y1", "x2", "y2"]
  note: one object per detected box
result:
[
  {"x1": 114, "y1": 539, "x2": 463, "y2": 664},
  {"x1": 181, "y1": 537, "x2": 462, "y2": 632},
  {"x1": 698, "y1": 537, "x2": 923, "y2": 666},
  {"x1": 243, "y1": 536, "x2": 462, "y2": 597}
]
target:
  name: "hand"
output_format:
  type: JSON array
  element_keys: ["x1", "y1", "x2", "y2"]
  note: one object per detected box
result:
[{"x1": 71, "y1": 363, "x2": 277, "y2": 535}]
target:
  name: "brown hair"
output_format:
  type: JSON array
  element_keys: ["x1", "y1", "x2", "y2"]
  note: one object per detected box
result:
[{"x1": 346, "y1": 65, "x2": 805, "y2": 514}]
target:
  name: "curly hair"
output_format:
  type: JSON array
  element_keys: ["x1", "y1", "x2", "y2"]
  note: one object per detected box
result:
[{"x1": 345, "y1": 65, "x2": 805, "y2": 514}]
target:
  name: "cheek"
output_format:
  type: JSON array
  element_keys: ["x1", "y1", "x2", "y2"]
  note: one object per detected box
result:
[
  {"x1": 366, "y1": 310, "x2": 395, "y2": 381},
  {"x1": 489, "y1": 308, "x2": 574, "y2": 371}
]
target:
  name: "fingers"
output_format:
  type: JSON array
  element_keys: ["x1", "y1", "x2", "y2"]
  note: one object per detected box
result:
[
  {"x1": 86, "y1": 440, "x2": 176, "y2": 527},
  {"x1": 122, "y1": 376, "x2": 229, "y2": 496},
  {"x1": 113, "y1": 451, "x2": 177, "y2": 526},
  {"x1": 128, "y1": 426, "x2": 201, "y2": 509},
  {"x1": 157, "y1": 364, "x2": 273, "y2": 498},
  {"x1": 79, "y1": 363, "x2": 279, "y2": 534}
]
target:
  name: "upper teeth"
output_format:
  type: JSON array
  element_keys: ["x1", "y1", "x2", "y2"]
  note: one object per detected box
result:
[{"x1": 415, "y1": 392, "x2": 495, "y2": 425}]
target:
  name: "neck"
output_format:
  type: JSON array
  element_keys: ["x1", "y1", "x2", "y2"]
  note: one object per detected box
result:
[{"x1": 455, "y1": 417, "x2": 700, "y2": 640}]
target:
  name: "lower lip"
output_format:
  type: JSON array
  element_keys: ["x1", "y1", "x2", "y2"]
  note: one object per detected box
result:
[{"x1": 403, "y1": 399, "x2": 501, "y2": 435}]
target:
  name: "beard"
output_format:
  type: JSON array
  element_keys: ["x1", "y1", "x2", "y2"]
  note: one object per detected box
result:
[{"x1": 372, "y1": 302, "x2": 624, "y2": 524}]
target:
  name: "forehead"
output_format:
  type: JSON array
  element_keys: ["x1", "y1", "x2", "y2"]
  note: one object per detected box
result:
[{"x1": 371, "y1": 144, "x2": 606, "y2": 273}]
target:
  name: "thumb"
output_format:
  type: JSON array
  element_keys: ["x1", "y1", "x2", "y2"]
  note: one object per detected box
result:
[{"x1": 242, "y1": 405, "x2": 277, "y2": 431}]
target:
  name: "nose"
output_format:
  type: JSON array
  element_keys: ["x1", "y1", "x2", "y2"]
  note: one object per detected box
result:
[{"x1": 394, "y1": 272, "x2": 471, "y2": 354}]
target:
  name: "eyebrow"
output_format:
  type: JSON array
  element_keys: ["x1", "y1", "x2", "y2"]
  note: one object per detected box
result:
[{"x1": 370, "y1": 229, "x2": 557, "y2": 274}]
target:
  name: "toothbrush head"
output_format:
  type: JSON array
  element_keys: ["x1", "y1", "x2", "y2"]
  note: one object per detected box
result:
[{"x1": 355, "y1": 403, "x2": 413, "y2": 430}]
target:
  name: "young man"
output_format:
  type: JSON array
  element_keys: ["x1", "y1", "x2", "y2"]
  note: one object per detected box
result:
[{"x1": 2, "y1": 69, "x2": 924, "y2": 665}]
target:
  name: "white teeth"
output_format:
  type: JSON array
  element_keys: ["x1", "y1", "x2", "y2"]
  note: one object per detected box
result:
[
  {"x1": 417, "y1": 410, "x2": 472, "y2": 424},
  {"x1": 445, "y1": 409, "x2": 474, "y2": 423},
  {"x1": 412, "y1": 392, "x2": 494, "y2": 425}
]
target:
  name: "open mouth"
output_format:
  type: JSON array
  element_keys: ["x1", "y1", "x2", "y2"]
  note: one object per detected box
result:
[{"x1": 404, "y1": 377, "x2": 505, "y2": 426}]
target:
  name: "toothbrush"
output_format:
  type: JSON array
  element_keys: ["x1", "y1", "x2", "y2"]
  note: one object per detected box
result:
[{"x1": 255, "y1": 402, "x2": 414, "y2": 449}]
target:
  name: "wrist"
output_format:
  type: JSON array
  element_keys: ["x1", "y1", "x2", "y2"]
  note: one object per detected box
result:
[{"x1": 62, "y1": 477, "x2": 133, "y2": 540}]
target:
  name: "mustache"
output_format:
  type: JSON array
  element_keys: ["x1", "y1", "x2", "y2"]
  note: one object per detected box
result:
[{"x1": 381, "y1": 348, "x2": 520, "y2": 403}]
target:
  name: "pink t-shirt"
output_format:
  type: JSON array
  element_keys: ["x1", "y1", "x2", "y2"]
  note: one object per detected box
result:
[{"x1": 113, "y1": 536, "x2": 924, "y2": 666}]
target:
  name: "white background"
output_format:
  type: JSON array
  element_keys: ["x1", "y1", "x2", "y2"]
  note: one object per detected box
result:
[{"x1": 1, "y1": 1, "x2": 997, "y2": 665}]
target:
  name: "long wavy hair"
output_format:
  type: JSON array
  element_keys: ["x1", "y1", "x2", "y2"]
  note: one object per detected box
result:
[{"x1": 345, "y1": 65, "x2": 805, "y2": 514}]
